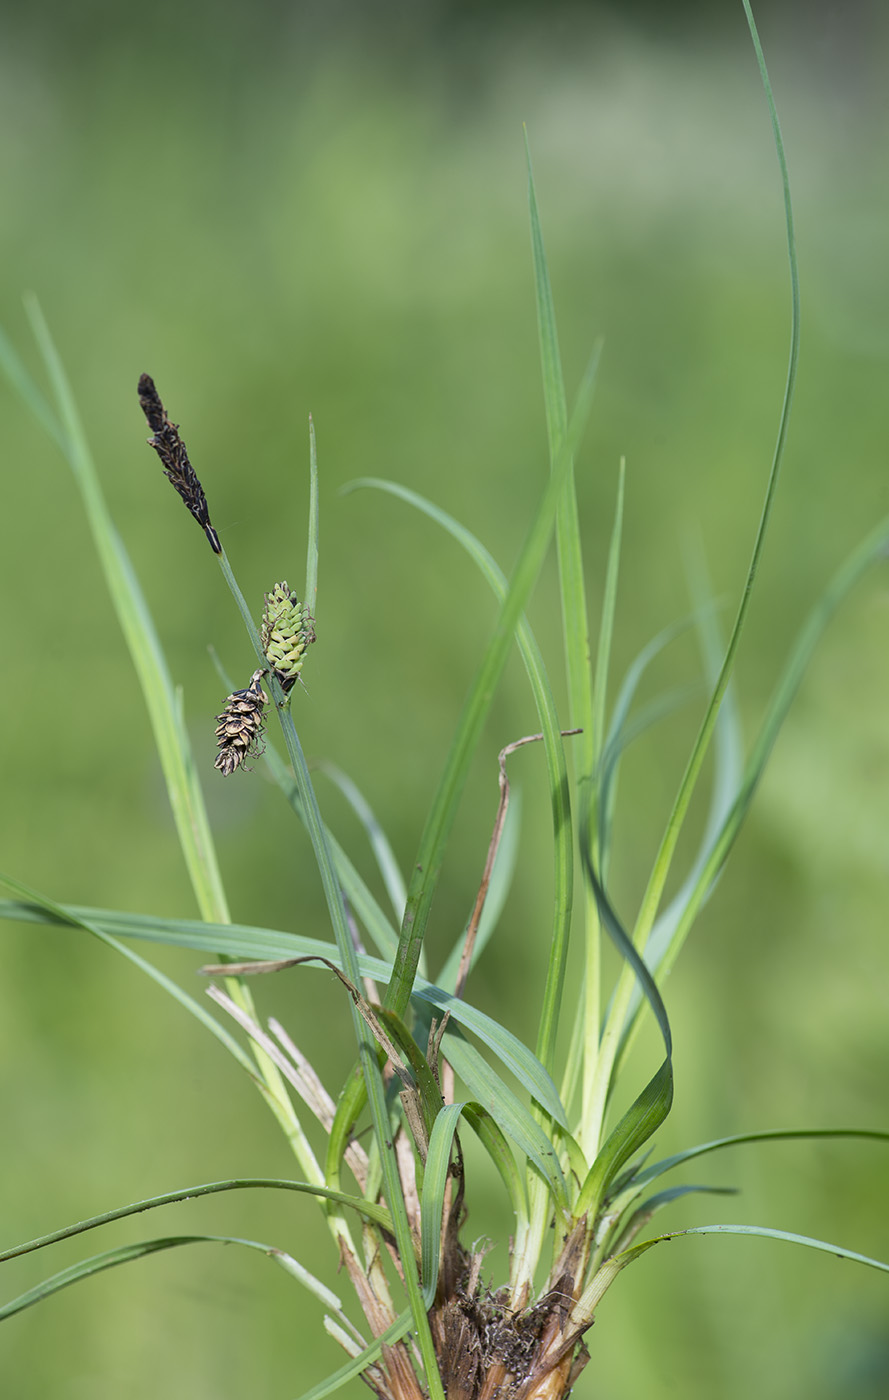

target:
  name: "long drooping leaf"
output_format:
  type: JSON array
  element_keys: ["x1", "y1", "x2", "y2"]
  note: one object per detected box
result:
[
  {"x1": 0, "y1": 1234, "x2": 307, "y2": 1322},
  {"x1": 680, "y1": 1222, "x2": 889, "y2": 1272},
  {"x1": 608, "y1": 565, "x2": 742, "y2": 1082},
  {"x1": 0, "y1": 875, "x2": 256, "y2": 1080},
  {"x1": 603, "y1": 1183, "x2": 737, "y2": 1260},
  {"x1": 0, "y1": 1179, "x2": 394, "y2": 1266},
  {"x1": 624, "y1": 1127, "x2": 889, "y2": 1199},
  {"x1": 569, "y1": 1219, "x2": 889, "y2": 1341},
  {"x1": 2, "y1": 900, "x2": 566, "y2": 1125}
]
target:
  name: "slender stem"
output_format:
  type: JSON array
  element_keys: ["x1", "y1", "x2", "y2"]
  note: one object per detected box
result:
[{"x1": 217, "y1": 548, "x2": 443, "y2": 1397}]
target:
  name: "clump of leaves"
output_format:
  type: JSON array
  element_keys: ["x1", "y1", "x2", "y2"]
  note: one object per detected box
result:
[{"x1": 0, "y1": 5, "x2": 887, "y2": 1399}]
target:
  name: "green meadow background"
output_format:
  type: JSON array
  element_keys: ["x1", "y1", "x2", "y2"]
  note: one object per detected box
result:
[{"x1": 1, "y1": 1, "x2": 888, "y2": 1396}]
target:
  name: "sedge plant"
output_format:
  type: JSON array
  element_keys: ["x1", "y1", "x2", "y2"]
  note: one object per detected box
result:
[{"x1": 1, "y1": 5, "x2": 888, "y2": 1397}]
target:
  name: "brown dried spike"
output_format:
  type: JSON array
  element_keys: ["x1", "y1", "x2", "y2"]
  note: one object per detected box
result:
[{"x1": 213, "y1": 670, "x2": 268, "y2": 776}]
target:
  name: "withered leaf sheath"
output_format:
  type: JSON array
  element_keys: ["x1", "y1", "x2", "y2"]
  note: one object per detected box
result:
[
  {"x1": 214, "y1": 670, "x2": 268, "y2": 776},
  {"x1": 137, "y1": 373, "x2": 222, "y2": 554},
  {"x1": 260, "y1": 581, "x2": 316, "y2": 692}
]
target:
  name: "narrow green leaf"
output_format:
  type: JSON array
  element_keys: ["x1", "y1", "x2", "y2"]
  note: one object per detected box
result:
[
  {"x1": 22, "y1": 298, "x2": 230, "y2": 925},
  {"x1": 579, "y1": 841, "x2": 673, "y2": 1059},
  {"x1": 420, "y1": 1103, "x2": 466, "y2": 1302},
  {"x1": 629, "y1": 1127, "x2": 889, "y2": 1196},
  {"x1": 295, "y1": 1311, "x2": 413, "y2": 1400},
  {"x1": 0, "y1": 1235, "x2": 296, "y2": 1322},
  {"x1": 576, "y1": 831, "x2": 674, "y2": 1214},
  {"x1": 591, "y1": 460, "x2": 625, "y2": 778},
  {"x1": 441, "y1": 1028, "x2": 568, "y2": 1209},
  {"x1": 383, "y1": 348, "x2": 599, "y2": 1023},
  {"x1": 216, "y1": 563, "x2": 441, "y2": 1393},
  {"x1": 606, "y1": 0, "x2": 802, "y2": 1058},
  {"x1": 0, "y1": 1179, "x2": 394, "y2": 1265},
  {"x1": 573, "y1": 1217, "x2": 889, "y2": 1336},
  {"x1": 460, "y1": 1103, "x2": 528, "y2": 1223},
  {"x1": 0, "y1": 874, "x2": 255, "y2": 1077},
  {"x1": 576, "y1": 1058, "x2": 673, "y2": 1219},
  {"x1": 374, "y1": 1006, "x2": 447, "y2": 1154},
  {"x1": 682, "y1": 1222, "x2": 889, "y2": 1273},
  {"x1": 344, "y1": 476, "x2": 575, "y2": 1077},
  {"x1": 639, "y1": 516, "x2": 889, "y2": 992},
  {"x1": 605, "y1": 1183, "x2": 737, "y2": 1259},
  {"x1": 0, "y1": 323, "x2": 65, "y2": 447},
  {"x1": 1, "y1": 899, "x2": 567, "y2": 1125},
  {"x1": 315, "y1": 762, "x2": 408, "y2": 928},
  {"x1": 638, "y1": 561, "x2": 743, "y2": 977},
  {"x1": 416, "y1": 985, "x2": 566, "y2": 1125},
  {"x1": 569, "y1": 1219, "x2": 889, "y2": 1372}
]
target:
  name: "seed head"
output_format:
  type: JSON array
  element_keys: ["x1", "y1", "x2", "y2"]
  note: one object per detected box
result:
[
  {"x1": 261, "y1": 582, "x2": 316, "y2": 692},
  {"x1": 138, "y1": 373, "x2": 221, "y2": 554},
  {"x1": 214, "y1": 670, "x2": 268, "y2": 776}
]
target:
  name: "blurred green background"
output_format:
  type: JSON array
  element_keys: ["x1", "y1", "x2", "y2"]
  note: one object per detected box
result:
[{"x1": 2, "y1": 0, "x2": 888, "y2": 1395}]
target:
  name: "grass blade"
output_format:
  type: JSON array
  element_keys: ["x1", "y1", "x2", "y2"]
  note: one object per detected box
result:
[
  {"x1": 440, "y1": 1030, "x2": 568, "y2": 1206},
  {"x1": 587, "y1": 0, "x2": 802, "y2": 1157},
  {"x1": 0, "y1": 873, "x2": 255, "y2": 1077},
  {"x1": 0, "y1": 1179, "x2": 394, "y2": 1266},
  {"x1": 645, "y1": 516, "x2": 889, "y2": 991},
  {"x1": 345, "y1": 477, "x2": 571, "y2": 1030},
  {"x1": 315, "y1": 761, "x2": 408, "y2": 927},
  {"x1": 628, "y1": 0, "x2": 801, "y2": 962},
  {"x1": 22, "y1": 298, "x2": 230, "y2": 925},
  {"x1": 295, "y1": 1312, "x2": 413, "y2": 1400},
  {"x1": 382, "y1": 350, "x2": 599, "y2": 1024},
  {"x1": 0, "y1": 1235, "x2": 300, "y2": 1322},
  {"x1": 420, "y1": 1103, "x2": 466, "y2": 1302},
  {"x1": 628, "y1": 1127, "x2": 889, "y2": 1196},
  {"x1": 1, "y1": 898, "x2": 566, "y2": 1122},
  {"x1": 460, "y1": 1104, "x2": 528, "y2": 1223},
  {"x1": 682, "y1": 1222, "x2": 889, "y2": 1273}
]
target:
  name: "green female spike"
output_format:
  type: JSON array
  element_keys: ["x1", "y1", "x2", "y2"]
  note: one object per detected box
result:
[{"x1": 261, "y1": 582, "x2": 316, "y2": 694}]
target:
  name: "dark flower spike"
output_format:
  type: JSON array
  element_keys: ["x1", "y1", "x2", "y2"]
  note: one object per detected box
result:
[
  {"x1": 260, "y1": 581, "x2": 316, "y2": 693},
  {"x1": 137, "y1": 373, "x2": 222, "y2": 554},
  {"x1": 214, "y1": 669, "x2": 268, "y2": 776}
]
